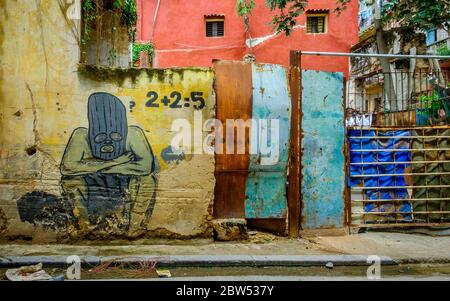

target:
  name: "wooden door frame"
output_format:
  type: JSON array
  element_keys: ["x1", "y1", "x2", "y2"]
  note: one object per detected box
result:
[{"x1": 288, "y1": 50, "x2": 302, "y2": 238}]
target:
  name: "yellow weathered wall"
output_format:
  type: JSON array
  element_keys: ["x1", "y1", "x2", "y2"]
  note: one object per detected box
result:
[{"x1": 0, "y1": 0, "x2": 215, "y2": 241}]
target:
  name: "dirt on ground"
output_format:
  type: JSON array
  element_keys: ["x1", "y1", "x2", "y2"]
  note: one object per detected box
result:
[
  {"x1": 3, "y1": 264, "x2": 450, "y2": 280},
  {"x1": 1, "y1": 232, "x2": 450, "y2": 263}
]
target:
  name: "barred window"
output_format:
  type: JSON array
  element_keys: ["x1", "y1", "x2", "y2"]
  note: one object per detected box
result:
[
  {"x1": 307, "y1": 15, "x2": 326, "y2": 34},
  {"x1": 206, "y1": 20, "x2": 224, "y2": 37}
]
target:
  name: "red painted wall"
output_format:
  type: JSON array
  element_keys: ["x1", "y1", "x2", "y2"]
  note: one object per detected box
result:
[{"x1": 137, "y1": 0, "x2": 358, "y2": 76}]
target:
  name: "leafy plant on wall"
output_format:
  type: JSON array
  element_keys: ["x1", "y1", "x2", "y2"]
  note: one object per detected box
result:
[
  {"x1": 437, "y1": 46, "x2": 450, "y2": 57},
  {"x1": 419, "y1": 92, "x2": 441, "y2": 116},
  {"x1": 82, "y1": 0, "x2": 137, "y2": 66},
  {"x1": 237, "y1": 0, "x2": 255, "y2": 33},
  {"x1": 132, "y1": 43, "x2": 154, "y2": 68},
  {"x1": 237, "y1": 0, "x2": 255, "y2": 55},
  {"x1": 416, "y1": 91, "x2": 449, "y2": 125}
]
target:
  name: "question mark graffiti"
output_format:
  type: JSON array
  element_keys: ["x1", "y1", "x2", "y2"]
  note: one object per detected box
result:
[{"x1": 129, "y1": 101, "x2": 136, "y2": 113}]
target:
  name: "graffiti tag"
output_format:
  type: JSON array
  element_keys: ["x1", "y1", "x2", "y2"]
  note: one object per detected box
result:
[{"x1": 144, "y1": 91, "x2": 206, "y2": 110}]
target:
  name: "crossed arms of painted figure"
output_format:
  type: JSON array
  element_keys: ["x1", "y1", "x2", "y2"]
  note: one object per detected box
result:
[{"x1": 60, "y1": 126, "x2": 154, "y2": 176}]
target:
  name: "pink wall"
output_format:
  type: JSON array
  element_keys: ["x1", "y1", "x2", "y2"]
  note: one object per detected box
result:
[{"x1": 137, "y1": 0, "x2": 358, "y2": 76}]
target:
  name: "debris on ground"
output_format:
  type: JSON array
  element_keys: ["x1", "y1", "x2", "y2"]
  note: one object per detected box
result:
[
  {"x1": 212, "y1": 219, "x2": 249, "y2": 241},
  {"x1": 325, "y1": 262, "x2": 334, "y2": 269},
  {"x1": 5, "y1": 263, "x2": 57, "y2": 281},
  {"x1": 248, "y1": 231, "x2": 280, "y2": 244},
  {"x1": 156, "y1": 269, "x2": 171, "y2": 278},
  {"x1": 87, "y1": 258, "x2": 159, "y2": 279},
  {"x1": 49, "y1": 274, "x2": 65, "y2": 281}
]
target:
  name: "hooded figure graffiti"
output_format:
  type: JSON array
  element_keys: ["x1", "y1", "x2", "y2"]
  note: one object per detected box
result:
[
  {"x1": 60, "y1": 92, "x2": 158, "y2": 236},
  {"x1": 88, "y1": 93, "x2": 128, "y2": 160}
]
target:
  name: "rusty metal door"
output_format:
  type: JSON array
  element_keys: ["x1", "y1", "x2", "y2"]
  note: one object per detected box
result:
[
  {"x1": 213, "y1": 61, "x2": 291, "y2": 234},
  {"x1": 213, "y1": 61, "x2": 253, "y2": 218}
]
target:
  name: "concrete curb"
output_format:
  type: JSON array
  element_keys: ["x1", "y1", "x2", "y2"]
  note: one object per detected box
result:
[
  {"x1": 87, "y1": 276, "x2": 450, "y2": 281},
  {"x1": 0, "y1": 255, "x2": 397, "y2": 268}
]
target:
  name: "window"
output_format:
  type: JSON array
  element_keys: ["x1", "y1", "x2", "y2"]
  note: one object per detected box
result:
[
  {"x1": 206, "y1": 19, "x2": 224, "y2": 37},
  {"x1": 306, "y1": 15, "x2": 327, "y2": 34},
  {"x1": 426, "y1": 29, "x2": 437, "y2": 46}
]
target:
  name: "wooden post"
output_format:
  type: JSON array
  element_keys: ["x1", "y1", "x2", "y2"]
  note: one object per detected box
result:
[{"x1": 288, "y1": 50, "x2": 302, "y2": 238}]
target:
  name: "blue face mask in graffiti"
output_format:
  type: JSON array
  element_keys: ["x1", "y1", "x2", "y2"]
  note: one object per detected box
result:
[{"x1": 88, "y1": 93, "x2": 128, "y2": 160}]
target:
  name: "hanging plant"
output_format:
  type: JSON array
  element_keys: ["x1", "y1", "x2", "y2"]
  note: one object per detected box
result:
[
  {"x1": 80, "y1": 0, "x2": 138, "y2": 66},
  {"x1": 237, "y1": 0, "x2": 255, "y2": 33},
  {"x1": 83, "y1": 0, "x2": 136, "y2": 39},
  {"x1": 121, "y1": 0, "x2": 137, "y2": 39}
]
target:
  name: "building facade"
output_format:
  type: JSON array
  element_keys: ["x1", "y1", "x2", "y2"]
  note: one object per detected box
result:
[
  {"x1": 345, "y1": 0, "x2": 450, "y2": 230},
  {"x1": 0, "y1": 1, "x2": 359, "y2": 242},
  {"x1": 136, "y1": 0, "x2": 359, "y2": 76},
  {"x1": 0, "y1": 0, "x2": 217, "y2": 242},
  {"x1": 349, "y1": 0, "x2": 450, "y2": 124}
]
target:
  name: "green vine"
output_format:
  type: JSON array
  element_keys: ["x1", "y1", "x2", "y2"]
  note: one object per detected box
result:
[
  {"x1": 132, "y1": 43, "x2": 154, "y2": 67},
  {"x1": 82, "y1": 0, "x2": 137, "y2": 64},
  {"x1": 237, "y1": 0, "x2": 255, "y2": 32},
  {"x1": 437, "y1": 45, "x2": 450, "y2": 56},
  {"x1": 237, "y1": 0, "x2": 255, "y2": 17},
  {"x1": 121, "y1": 0, "x2": 137, "y2": 39},
  {"x1": 83, "y1": 0, "x2": 137, "y2": 39},
  {"x1": 419, "y1": 92, "x2": 442, "y2": 116}
]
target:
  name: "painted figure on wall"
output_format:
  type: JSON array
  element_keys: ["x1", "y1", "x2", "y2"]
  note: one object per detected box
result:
[{"x1": 60, "y1": 92, "x2": 158, "y2": 235}]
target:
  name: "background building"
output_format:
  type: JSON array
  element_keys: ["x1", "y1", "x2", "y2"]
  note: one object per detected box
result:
[
  {"x1": 136, "y1": 0, "x2": 358, "y2": 76},
  {"x1": 349, "y1": 0, "x2": 450, "y2": 126}
]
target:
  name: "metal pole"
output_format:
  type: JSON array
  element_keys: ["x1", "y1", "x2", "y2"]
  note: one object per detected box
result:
[{"x1": 297, "y1": 51, "x2": 450, "y2": 60}]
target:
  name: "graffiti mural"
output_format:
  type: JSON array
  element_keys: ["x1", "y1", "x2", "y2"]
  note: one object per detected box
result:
[
  {"x1": 17, "y1": 191, "x2": 75, "y2": 231},
  {"x1": 17, "y1": 93, "x2": 159, "y2": 236}
]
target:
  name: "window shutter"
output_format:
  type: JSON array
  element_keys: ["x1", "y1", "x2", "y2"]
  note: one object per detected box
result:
[
  {"x1": 206, "y1": 22, "x2": 214, "y2": 37},
  {"x1": 307, "y1": 18, "x2": 313, "y2": 33},
  {"x1": 317, "y1": 17, "x2": 325, "y2": 33},
  {"x1": 216, "y1": 21, "x2": 224, "y2": 36},
  {"x1": 206, "y1": 20, "x2": 224, "y2": 37},
  {"x1": 307, "y1": 16, "x2": 326, "y2": 33}
]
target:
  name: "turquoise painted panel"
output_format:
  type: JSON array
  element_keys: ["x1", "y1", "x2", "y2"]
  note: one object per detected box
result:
[
  {"x1": 301, "y1": 70, "x2": 345, "y2": 229},
  {"x1": 245, "y1": 63, "x2": 291, "y2": 219}
]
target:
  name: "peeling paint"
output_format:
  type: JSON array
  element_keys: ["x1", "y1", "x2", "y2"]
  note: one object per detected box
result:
[
  {"x1": 245, "y1": 64, "x2": 291, "y2": 219},
  {"x1": 301, "y1": 70, "x2": 345, "y2": 229},
  {"x1": 0, "y1": 207, "x2": 7, "y2": 236},
  {"x1": 161, "y1": 146, "x2": 185, "y2": 164}
]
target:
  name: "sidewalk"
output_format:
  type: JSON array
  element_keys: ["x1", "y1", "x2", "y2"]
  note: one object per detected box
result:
[{"x1": 1, "y1": 232, "x2": 450, "y2": 266}]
